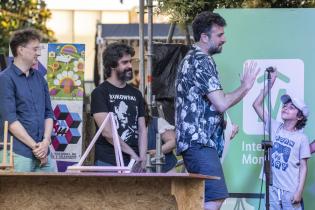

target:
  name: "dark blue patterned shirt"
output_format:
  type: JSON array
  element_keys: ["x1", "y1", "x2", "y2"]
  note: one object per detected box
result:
[
  {"x1": 175, "y1": 45, "x2": 225, "y2": 156},
  {"x1": 0, "y1": 63, "x2": 54, "y2": 158}
]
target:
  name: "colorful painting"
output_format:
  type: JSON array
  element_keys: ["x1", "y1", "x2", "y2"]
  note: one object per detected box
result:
[{"x1": 47, "y1": 43, "x2": 85, "y2": 100}]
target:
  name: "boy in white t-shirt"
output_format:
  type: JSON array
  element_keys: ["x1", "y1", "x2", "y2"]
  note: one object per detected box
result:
[{"x1": 253, "y1": 71, "x2": 311, "y2": 210}]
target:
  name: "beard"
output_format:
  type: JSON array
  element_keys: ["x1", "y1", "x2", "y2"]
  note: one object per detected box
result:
[
  {"x1": 207, "y1": 45, "x2": 222, "y2": 55},
  {"x1": 116, "y1": 68, "x2": 133, "y2": 82}
]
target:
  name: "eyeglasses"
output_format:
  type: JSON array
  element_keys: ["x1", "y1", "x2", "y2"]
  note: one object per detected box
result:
[{"x1": 22, "y1": 45, "x2": 41, "y2": 52}]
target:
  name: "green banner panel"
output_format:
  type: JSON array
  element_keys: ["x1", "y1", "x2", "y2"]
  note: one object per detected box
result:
[{"x1": 213, "y1": 9, "x2": 315, "y2": 209}]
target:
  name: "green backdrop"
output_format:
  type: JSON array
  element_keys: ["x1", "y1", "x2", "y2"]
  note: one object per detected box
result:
[{"x1": 213, "y1": 9, "x2": 315, "y2": 209}]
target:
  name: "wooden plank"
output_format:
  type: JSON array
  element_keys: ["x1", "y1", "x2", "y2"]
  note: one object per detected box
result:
[
  {"x1": 0, "y1": 174, "x2": 210, "y2": 210},
  {"x1": 172, "y1": 178, "x2": 204, "y2": 210},
  {"x1": 0, "y1": 172, "x2": 219, "y2": 180}
]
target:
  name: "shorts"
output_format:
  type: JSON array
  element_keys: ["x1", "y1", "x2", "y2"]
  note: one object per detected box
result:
[
  {"x1": 0, "y1": 150, "x2": 56, "y2": 172},
  {"x1": 269, "y1": 185, "x2": 302, "y2": 210},
  {"x1": 182, "y1": 142, "x2": 229, "y2": 202}
]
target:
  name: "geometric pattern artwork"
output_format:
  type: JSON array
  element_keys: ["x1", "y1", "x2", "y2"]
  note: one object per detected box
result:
[{"x1": 52, "y1": 104, "x2": 82, "y2": 151}]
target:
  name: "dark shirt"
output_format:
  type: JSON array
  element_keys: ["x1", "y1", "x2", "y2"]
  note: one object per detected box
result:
[
  {"x1": 175, "y1": 45, "x2": 225, "y2": 156},
  {"x1": 0, "y1": 63, "x2": 54, "y2": 158},
  {"x1": 91, "y1": 81, "x2": 145, "y2": 166}
]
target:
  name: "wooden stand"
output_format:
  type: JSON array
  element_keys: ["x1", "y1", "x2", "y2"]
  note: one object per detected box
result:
[
  {"x1": 0, "y1": 172, "x2": 219, "y2": 210},
  {"x1": 0, "y1": 121, "x2": 14, "y2": 171}
]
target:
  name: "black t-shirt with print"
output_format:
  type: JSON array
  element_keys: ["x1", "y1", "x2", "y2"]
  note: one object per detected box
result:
[{"x1": 91, "y1": 81, "x2": 145, "y2": 165}]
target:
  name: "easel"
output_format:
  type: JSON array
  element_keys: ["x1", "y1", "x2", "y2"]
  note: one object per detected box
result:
[
  {"x1": 67, "y1": 112, "x2": 135, "y2": 172},
  {"x1": 0, "y1": 121, "x2": 14, "y2": 171}
]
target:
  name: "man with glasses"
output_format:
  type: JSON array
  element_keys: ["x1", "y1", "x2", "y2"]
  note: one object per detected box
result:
[
  {"x1": 0, "y1": 28, "x2": 55, "y2": 172},
  {"x1": 175, "y1": 12, "x2": 259, "y2": 210}
]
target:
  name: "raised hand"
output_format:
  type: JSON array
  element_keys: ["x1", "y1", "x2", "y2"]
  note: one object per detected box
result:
[
  {"x1": 241, "y1": 61, "x2": 260, "y2": 91},
  {"x1": 269, "y1": 69, "x2": 277, "y2": 88}
]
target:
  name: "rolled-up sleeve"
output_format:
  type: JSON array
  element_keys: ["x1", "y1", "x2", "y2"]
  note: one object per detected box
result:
[
  {"x1": 0, "y1": 74, "x2": 17, "y2": 124},
  {"x1": 195, "y1": 56, "x2": 222, "y2": 95},
  {"x1": 43, "y1": 79, "x2": 54, "y2": 119}
]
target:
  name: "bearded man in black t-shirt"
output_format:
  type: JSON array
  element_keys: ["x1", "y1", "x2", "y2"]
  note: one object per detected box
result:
[{"x1": 91, "y1": 43, "x2": 147, "y2": 169}]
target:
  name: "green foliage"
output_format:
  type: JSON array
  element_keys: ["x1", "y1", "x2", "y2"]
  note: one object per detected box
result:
[
  {"x1": 0, "y1": 0, "x2": 55, "y2": 55},
  {"x1": 242, "y1": 0, "x2": 315, "y2": 7},
  {"x1": 156, "y1": 0, "x2": 216, "y2": 24},
  {"x1": 156, "y1": 0, "x2": 315, "y2": 24}
]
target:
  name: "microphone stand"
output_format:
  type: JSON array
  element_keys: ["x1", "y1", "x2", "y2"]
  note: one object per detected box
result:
[{"x1": 261, "y1": 68, "x2": 273, "y2": 210}]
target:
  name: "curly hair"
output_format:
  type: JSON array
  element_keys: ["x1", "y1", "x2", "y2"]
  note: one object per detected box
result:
[
  {"x1": 295, "y1": 110, "x2": 307, "y2": 130},
  {"x1": 10, "y1": 28, "x2": 42, "y2": 57},
  {"x1": 102, "y1": 42, "x2": 135, "y2": 78},
  {"x1": 192, "y1": 11, "x2": 226, "y2": 42}
]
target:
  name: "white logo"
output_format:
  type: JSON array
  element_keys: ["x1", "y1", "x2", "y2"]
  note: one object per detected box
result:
[{"x1": 243, "y1": 59, "x2": 304, "y2": 135}]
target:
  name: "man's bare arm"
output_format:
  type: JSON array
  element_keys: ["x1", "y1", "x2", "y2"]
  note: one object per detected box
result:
[
  {"x1": 9, "y1": 121, "x2": 37, "y2": 149},
  {"x1": 137, "y1": 117, "x2": 148, "y2": 162},
  {"x1": 207, "y1": 62, "x2": 259, "y2": 113}
]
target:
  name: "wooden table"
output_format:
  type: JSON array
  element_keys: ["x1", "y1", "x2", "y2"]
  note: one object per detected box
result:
[{"x1": 0, "y1": 172, "x2": 218, "y2": 210}]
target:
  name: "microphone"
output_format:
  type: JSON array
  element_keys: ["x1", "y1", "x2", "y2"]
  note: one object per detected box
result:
[{"x1": 265, "y1": 66, "x2": 275, "y2": 73}]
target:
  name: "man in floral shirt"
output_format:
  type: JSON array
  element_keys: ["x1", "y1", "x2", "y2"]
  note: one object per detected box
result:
[{"x1": 175, "y1": 11, "x2": 259, "y2": 210}]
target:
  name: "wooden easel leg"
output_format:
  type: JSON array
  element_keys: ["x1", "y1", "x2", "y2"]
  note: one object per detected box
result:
[
  {"x1": 9, "y1": 136, "x2": 14, "y2": 171},
  {"x1": 1, "y1": 121, "x2": 14, "y2": 171},
  {"x1": 2, "y1": 121, "x2": 8, "y2": 166}
]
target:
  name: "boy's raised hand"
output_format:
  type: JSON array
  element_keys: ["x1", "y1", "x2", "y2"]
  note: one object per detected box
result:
[{"x1": 269, "y1": 68, "x2": 277, "y2": 88}]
